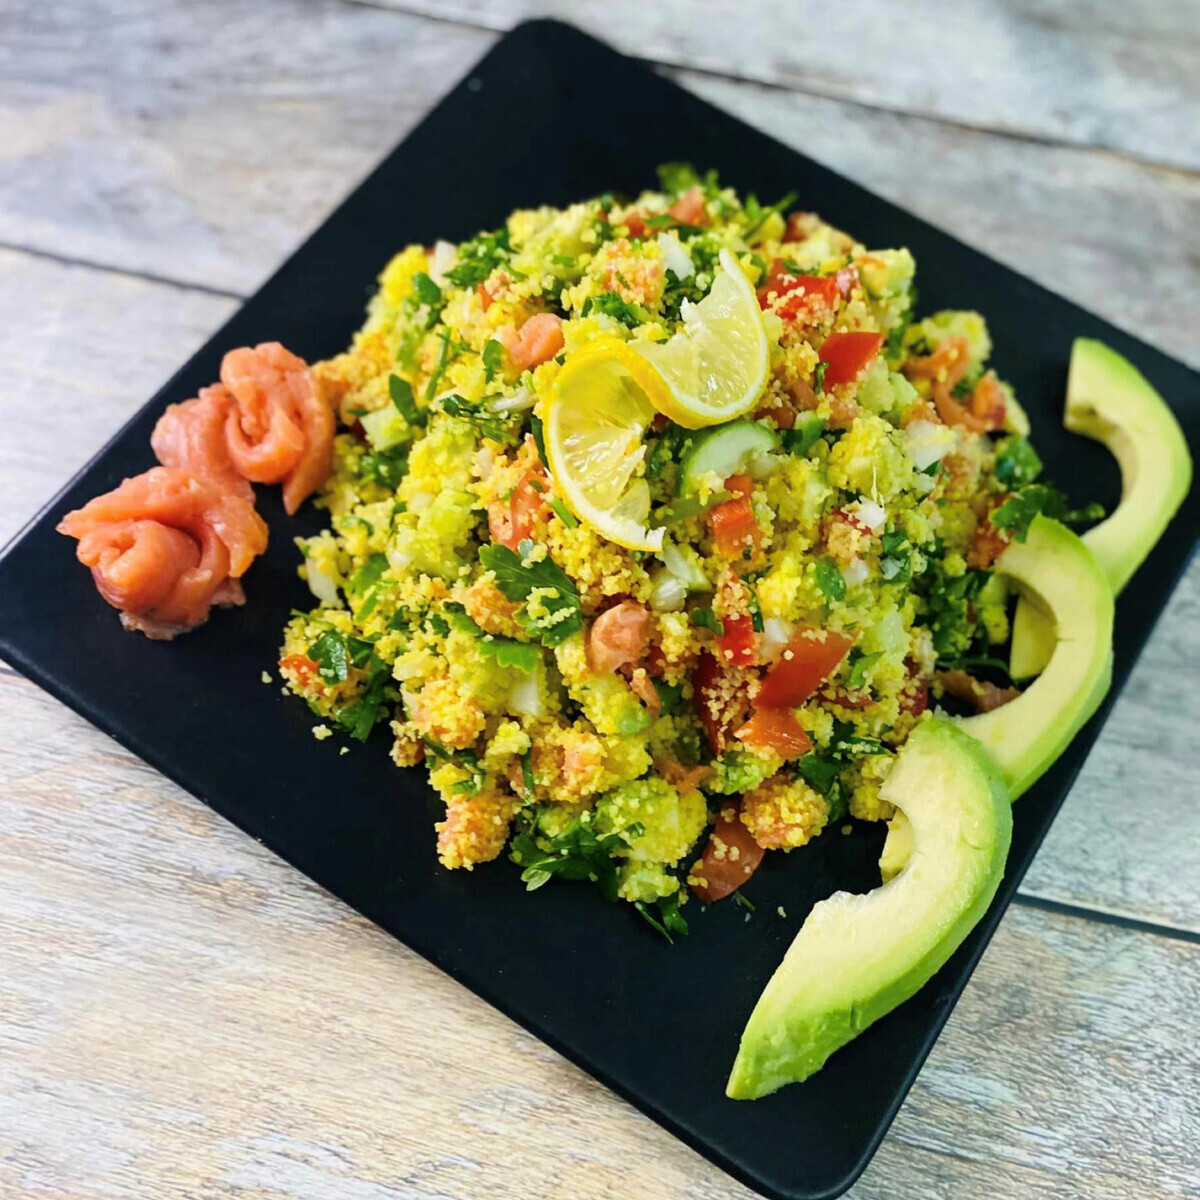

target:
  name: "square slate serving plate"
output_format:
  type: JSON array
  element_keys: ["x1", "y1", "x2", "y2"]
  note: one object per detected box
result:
[{"x1": 1, "y1": 20, "x2": 1196, "y2": 1200}]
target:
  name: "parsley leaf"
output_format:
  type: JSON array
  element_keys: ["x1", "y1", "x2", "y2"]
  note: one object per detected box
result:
[
  {"x1": 690, "y1": 607, "x2": 724, "y2": 635},
  {"x1": 845, "y1": 651, "x2": 882, "y2": 691},
  {"x1": 549, "y1": 498, "x2": 579, "y2": 528},
  {"x1": 990, "y1": 485, "x2": 1104, "y2": 542},
  {"x1": 993, "y1": 436, "x2": 1044, "y2": 487},
  {"x1": 309, "y1": 630, "x2": 349, "y2": 684},
  {"x1": 346, "y1": 553, "x2": 388, "y2": 596},
  {"x1": 636, "y1": 891, "x2": 689, "y2": 943},
  {"x1": 657, "y1": 162, "x2": 701, "y2": 197},
  {"x1": 510, "y1": 815, "x2": 639, "y2": 901},
  {"x1": 481, "y1": 338, "x2": 505, "y2": 383},
  {"x1": 410, "y1": 271, "x2": 443, "y2": 308},
  {"x1": 360, "y1": 444, "x2": 409, "y2": 489},
  {"x1": 388, "y1": 374, "x2": 424, "y2": 426},
  {"x1": 814, "y1": 557, "x2": 847, "y2": 603},
  {"x1": 813, "y1": 361, "x2": 829, "y2": 394},
  {"x1": 334, "y1": 652, "x2": 391, "y2": 741},
  {"x1": 445, "y1": 227, "x2": 513, "y2": 288},
  {"x1": 436, "y1": 393, "x2": 517, "y2": 443},
  {"x1": 581, "y1": 292, "x2": 643, "y2": 328},
  {"x1": 424, "y1": 328, "x2": 468, "y2": 402},
  {"x1": 478, "y1": 543, "x2": 583, "y2": 647}
]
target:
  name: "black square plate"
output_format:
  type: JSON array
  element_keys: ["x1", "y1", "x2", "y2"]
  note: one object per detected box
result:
[{"x1": 1, "y1": 21, "x2": 1196, "y2": 1200}]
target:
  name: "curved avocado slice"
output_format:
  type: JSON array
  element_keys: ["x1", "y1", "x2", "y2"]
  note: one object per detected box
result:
[
  {"x1": 1010, "y1": 338, "x2": 1192, "y2": 679},
  {"x1": 960, "y1": 515, "x2": 1113, "y2": 799},
  {"x1": 726, "y1": 720, "x2": 1011, "y2": 1100}
]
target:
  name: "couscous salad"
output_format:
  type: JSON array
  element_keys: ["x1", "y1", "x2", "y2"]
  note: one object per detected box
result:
[{"x1": 59, "y1": 166, "x2": 1190, "y2": 1094}]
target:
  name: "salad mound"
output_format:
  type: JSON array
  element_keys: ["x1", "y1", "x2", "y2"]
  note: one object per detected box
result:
[{"x1": 278, "y1": 166, "x2": 1096, "y2": 936}]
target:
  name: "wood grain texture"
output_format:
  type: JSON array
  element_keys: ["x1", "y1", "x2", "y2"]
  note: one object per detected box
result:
[
  {"x1": 2, "y1": 0, "x2": 1199, "y2": 372},
  {"x1": 375, "y1": 0, "x2": 1200, "y2": 170},
  {"x1": 2, "y1": 671, "x2": 1197, "y2": 1200}
]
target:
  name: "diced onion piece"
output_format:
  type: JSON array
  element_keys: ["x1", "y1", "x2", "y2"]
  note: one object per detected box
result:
[
  {"x1": 905, "y1": 419, "x2": 954, "y2": 471},
  {"x1": 508, "y1": 669, "x2": 544, "y2": 717},
  {"x1": 386, "y1": 543, "x2": 414, "y2": 574},
  {"x1": 429, "y1": 240, "x2": 458, "y2": 286},
  {"x1": 656, "y1": 232, "x2": 694, "y2": 280},
  {"x1": 880, "y1": 557, "x2": 904, "y2": 580},
  {"x1": 305, "y1": 561, "x2": 341, "y2": 607},
  {"x1": 855, "y1": 499, "x2": 886, "y2": 532},
  {"x1": 760, "y1": 617, "x2": 794, "y2": 663},
  {"x1": 490, "y1": 386, "x2": 534, "y2": 413},
  {"x1": 842, "y1": 557, "x2": 869, "y2": 587},
  {"x1": 649, "y1": 568, "x2": 688, "y2": 612},
  {"x1": 658, "y1": 543, "x2": 711, "y2": 591}
]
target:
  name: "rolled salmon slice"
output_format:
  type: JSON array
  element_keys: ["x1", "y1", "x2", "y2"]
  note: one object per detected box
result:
[
  {"x1": 58, "y1": 467, "x2": 268, "y2": 638},
  {"x1": 219, "y1": 342, "x2": 334, "y2": 514},
  {"x1": 151, "y1": 385, "x2": 255, "y2": 503}
]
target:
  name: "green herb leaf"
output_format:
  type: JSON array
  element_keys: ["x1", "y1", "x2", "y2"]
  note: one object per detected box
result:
[
  {"x1": 388, "y1": 374, "x2": 424, "y2": 426},
  {"x1": 478, "y1": 543, "x2": 583, "y2": 647},
  {"x1": 481, "y1": 338, "x2": 505, "y2": 383},
  {"x1": 520, "y1": 749, "x2": 535, "y2": 801},
  {"x1": 690, "y1": 607, "x2": 724, "y2": 635},
  {"x1": 510, "y1": 815, "x2": 637, "y2": 901},
  {"x1": 309, "y1": 630, "x2": 349, "y2": 684},
  {"x1": 845, "y1": 651, "x2": 882, "y2": 691},
  {"x1": 411, "y1": 271, "x2": 443, "y2": 308},
  {"x1": 813, "y1": 361, "x2": 829, "y2": 394},
  {"x1": 993, "y1": 436, "x2": 1043, "y2": 487},
  {"x1": 436, "y1": 392, "x2": 517, "y2": 443},
  {"x1": 549, "y1": 497, "x2": 579, "y2": 528},
  {"x1": 529, "y1": 414, "x2": 548, "y2": 467},
  {"x1": 425, "y1": 328, "x2": 468, "y2": 402},
  {"x1": 346, "y1": 553, "x2": 388, "y2": 596},
  {"x1": 636, "y1": 891, "x2": 689, "y2": 942},
  {"x1": 653, "y1": 490, "x2": 733, "y2": 526},
  {"x1": 814, "y1": 557, "x2": 847, "y2": 602},
  {"x1": 990, "y1": 485, "x2": 1104, "y2": 542},
  {"x1": 581, "y1": 291, "x2": 643, "y2": 328},
  {"x1": 445, "y1": 227, "x2": 513, "y2": 288},
  {"x1": 479, "y1": 637, "x2": 541, "y2": 673}
]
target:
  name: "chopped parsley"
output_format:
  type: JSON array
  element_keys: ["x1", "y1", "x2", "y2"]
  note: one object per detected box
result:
[
  {"x1": 581, "y1": 291, "x2": 643, "y2": 328},
  {"x1": 388, "y1": 374, "x2": 424, "y2": 426},
  {"x1": 814, "y1": 557, "x2": 847, "y2": 603},
  {"x1": 510, "y1": 814, "x2": 639, "y2": 900},
  {"x1": 346, "y1": 553, "x2": 388, "y2": 597},
  {"x1": 410, "y1": 271, "x2": 443, "y2": 309},
  {"x1": 813, "y1": 360, "x2": 829, "y2": 394},
  {"x1": 993, "y1": 436, "x2": 1044, "y2": 487},
  {"x1": 690, "y1": 607, "x2": 724, "y2": 635},
  {"x1": 781, "y1": 414, "x2": 826, "y2": 458},
  {"x1": 435, "y1": 393, "x2": 517, "y2": 443},
  {"x1": 424, "y1": 328, "x2": 469, "y2": 401},
  {"x1": 990, "y1": 485, "x2": 1104, "y2": 542},
  {"x1": 636, "y1": 891, "x2": 689, "y2": 942},
  {"x1": 479, "y1": 542, "x2": 583, "y2": 647},
  {"x1": 445, "y1": 227, "x2": 513, "y2": 288},
  {"x1": 481, "y1": 338, "x2": 505, "y2": 383}
]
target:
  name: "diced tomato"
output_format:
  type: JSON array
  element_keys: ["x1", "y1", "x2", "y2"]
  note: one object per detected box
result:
[
  {"x1": 756, "y1": 259, "x2": 839, "y2": 321},
  {"x1": 735, "y1": 706, "x2": 813, "y2": 759},
  {"x1": 829, "y1": 506, "x2": 871, "y2": 536},
  {"x1": 707, "y1": 475, "x2": 760, "y2": 558},
  {"x1": 818, "y1": 331, "x2": 884, "y2": 387},
  {"x1": 938, "y1": 670, "x2": 1020, "y2": 714},
  {"x1": 692, "y1": 651, "x2": 751, "y2": 755},
  {"x1": 717, "y1": 613, "x2": 758, "y2": 666},
  {"x1": 668, "y1": 186, "x2": 708, "y2": 226},
  {"x1": 689, "y1": 806, "x2": 765, "y2": 903},
  {"x1": 828, "y1": 688, "x2": 875, "y2": 710},
  {"x1": 784, "y1": 211, "x2": 815, "y2": 241},
  {"x1": 758, "y1": 628, "x2": 856, "y2": 708},
  {"x1": 835, "y1": 264, "x2": 859, "y2": 298},
  {"x1": 645, "y1": 642, "x2": 668, "y2": 678},
  {"x1": 623, "y1": 211, "x2": 647, "y2": 238},
  {"x1": 476, "y1": 282, "x2": 494, "y2": 312},
  {"x1": 488, "y1": 468, "x2": 548, "y2": 550},
  {"x1": 279, "y1": 653, "x2": 319, "y2": 685}
]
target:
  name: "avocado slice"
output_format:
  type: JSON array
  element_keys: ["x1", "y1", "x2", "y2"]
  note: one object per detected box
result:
[
  {"x1": 726, "y1": 719, "x2": 1011, "y2": 1099},
  {"x1": 959, "y1": 516, "x2": 1113, "y2": 799},
  {"x1": 1009, "y1": 338, "x2": 1192, "y2": 679}
]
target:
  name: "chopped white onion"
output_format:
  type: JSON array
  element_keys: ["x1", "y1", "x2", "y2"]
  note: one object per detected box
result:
[
  {"x1": 508, "y1": 669, "x2": 544, "y2": 717},
  {"x1": 842, "y1": 557, "x2": 870, "y2": 588},
  {"x1": 658, "y1": 543, "x2": 710, "y2": 590},
  {"x1": 656, "y1": 231, "x2": 694, "y2": 280},
  {"x1": 648, "y1": 568, "x2": 688, "y2": 612},
  {"x1": 905, "y1": 419, "x2": 953, "y2": 470},
  {"x1": 490, "y1": 386, "x2": 534, "y2": 413},
  {"x1": 428, "y1": 239, "x2": 458, "y2": 286},
  {"x1": 305, "y1": 562, "x2": 341, "y2": 607},
  {"x1": 386, "y1": 542, "x2": 414, "y2": 574},
  {"x1": 748, "y1": 451, "x2": 784, "y2": 479},
  {"x1": 880, "y1": 557, "x2": 904, "y2": 580},
  {"x1": 855, "y1": 499, "x2": 887, "y2": 532},
  {"x1": 760, "y1": 617, "x2": 794, "y2": 662}
]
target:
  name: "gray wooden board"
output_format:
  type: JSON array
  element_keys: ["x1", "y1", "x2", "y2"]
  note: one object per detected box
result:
[{"x1": 2, "y1": 1, "x2": 1199, "y2": 1196}]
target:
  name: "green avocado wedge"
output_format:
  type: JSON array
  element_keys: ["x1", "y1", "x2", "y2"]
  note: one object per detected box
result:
[
  {"x1": 726, "y1": 720, "x2": 1012, "y2": 1100},
  {"x1": 960, "y1": 516, "x2": 1113, "y2": 799},
  {"x1": 1009, "y1": 339, "x2": 1192, "y2": 679}
]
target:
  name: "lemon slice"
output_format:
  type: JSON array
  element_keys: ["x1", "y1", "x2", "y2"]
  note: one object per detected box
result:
[
  {"x1": 547, "y1": 337, "x2": 668, "y2": 551},
  {"x1": 633, "y1": 249, "x2": 769, "y2": 429}
]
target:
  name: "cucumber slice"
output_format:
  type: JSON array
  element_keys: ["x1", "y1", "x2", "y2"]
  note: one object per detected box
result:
[{"x1": 678, "y1": 420, "x2": 779, "y2": 494}]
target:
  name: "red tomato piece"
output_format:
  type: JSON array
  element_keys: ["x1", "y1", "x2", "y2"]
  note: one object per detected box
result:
[
  {"x1": 758, "y1": 628, "x2": 856, "y2": 708},
  {"x1": 717, "y1": 613, "x2": 758, "y2": 666},
  {"x1": 668, "y1": 186, "x2": 708, "y2": 226},
  {"x1": 818, "y1": 331, "x2": 884, "y2": 387},
  {"x1": 900, "y1": 678, "x2": 930, "y2": 718},
  {"x1": 623, "y1": 211, "x2": 646, "y2": 238},
  {"x1": 816, "y1": 331, "x2": 883, "y2": 386},
  {"x1": 689, "y1": 807, "x2": 765, "y2": 903},
  {"x1": 487, "y1": 469, "x2": 547, "y2": 550},
  {"x1": 735, "y1": 706, "x2": 813, "y2": 759},
  {"x1": 706, "y1": 473, "x2": 760, "y2": 558},
  {"x1": 756, "y1": 260, "x2": 840, "y2": 321},
  {"x1": 692, "y1": 651, "x2": 751, "y2": 756},
  {"x1": 476, "y1": 282, "x2": 494, "y2": 312}
]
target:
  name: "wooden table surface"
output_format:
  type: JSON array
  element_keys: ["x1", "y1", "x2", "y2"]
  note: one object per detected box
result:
[{"x1": 2, "y1": 3, "x2": 1198, "y2": 1197}]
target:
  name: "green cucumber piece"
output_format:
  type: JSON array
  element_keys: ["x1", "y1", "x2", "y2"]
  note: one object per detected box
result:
[{"x1": 678, "y1": 420, "x2": 779, "y2": 494}]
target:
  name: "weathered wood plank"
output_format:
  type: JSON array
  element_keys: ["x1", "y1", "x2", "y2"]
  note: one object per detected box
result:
[
  {"x1": 377, "y1": 0, "x2": 1200, "y2": 171},
  {"x1": 1, "y1": 670, "x2": 1196, "y2": 1200},
  {"x1": 2, "y1": 0, "x2": 1200, "y2": 371}
]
